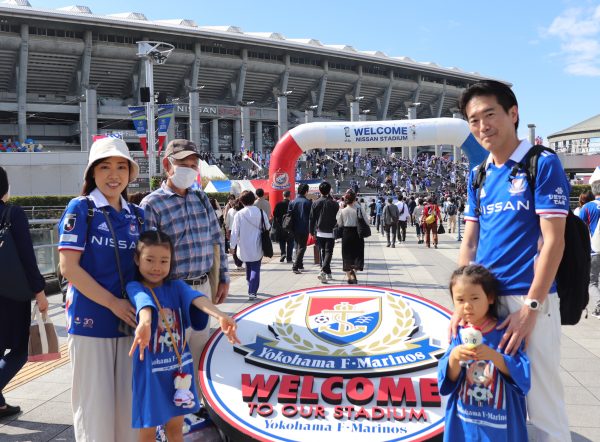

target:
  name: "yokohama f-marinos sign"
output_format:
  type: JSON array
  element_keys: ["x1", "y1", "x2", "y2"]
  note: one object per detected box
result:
[{"x1": 200, "y1": 286, "x2": 451, "y2": 441}]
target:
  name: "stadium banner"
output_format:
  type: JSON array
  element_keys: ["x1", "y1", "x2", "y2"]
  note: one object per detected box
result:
[
  {"x1": 157, "y1": 104, "x2": 175, "y2": 155},
  {"x1": 268, "y1": 118, "x2": 487, "y2": 209},
  {"x1": 128, "y1": 106, "x2": 148, "y2": 156}
]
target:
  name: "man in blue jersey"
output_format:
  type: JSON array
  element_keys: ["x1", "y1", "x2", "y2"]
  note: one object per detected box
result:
[
  {"x1": 457, "y1": 81, "x2": 571, "y2": 442},
  {"x1": 578, "y1": 180, "x2": 600, "y2": 318}
]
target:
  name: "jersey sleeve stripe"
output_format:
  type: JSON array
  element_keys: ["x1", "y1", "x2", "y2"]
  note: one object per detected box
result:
[
  {"x1": 58, "y1": 245, "x2": 85, "y2": 252},
  {"x1": 464, "y1": 216, "x2": 479, "y2": 222},
  {"x1": 535, "y1": 209, "x2": 568, "y2": 215}
]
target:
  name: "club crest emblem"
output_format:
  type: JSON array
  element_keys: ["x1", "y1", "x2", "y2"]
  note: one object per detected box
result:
[
  {"x1": 63, "y1": 214, "x2": 76, "y2": 232},
  {"x1": 306, "y1": 296, "x2": 382, "y2": 346},
  {"x1": 508, "y1": 175, "x2": 527, "y2": 195},
  {"x1": 271, "y1": 170, "x2": 290, "y2": 190}
]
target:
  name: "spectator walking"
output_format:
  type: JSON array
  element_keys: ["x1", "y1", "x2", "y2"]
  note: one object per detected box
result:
[
  {"x1": 423, "y1": 197, "x2": 442, "y2": 248},
  {"x1": 230, "y1": 190, "x2": 270, "y2": 300},
  {"x1": 336, "y1": 191, "x2": 365, "y2": 284},
  {"x1": 0, "y1": 166, "x2": 48, "y2": 419},
  {"x1": 578, "y1": 180, "x2": 600, "y2": 318},
  {"x1": 288, "y1": 184, "x2": 312, "y2": 274},
  {"x1": 395, "y1": 195, "x2": 411, "y2": 243},
  {"x1": 382, "y1": 197, "x2": 400, "y2": 247},
  {"x1": 413, "y1": 198, "x2": 425, "y2": 244},
  {"x1": 309, "y1": 181, "x2": 339, "y2": 282},
  {"x1": 254, "y1": 188, "x2": 272, "y2": 221},
  {"x1": 273, "y1": 190, "x2": 294, "y2": 263},
  {"x1": 446, "y1": 197, "x2": 458, "y2": 234}
]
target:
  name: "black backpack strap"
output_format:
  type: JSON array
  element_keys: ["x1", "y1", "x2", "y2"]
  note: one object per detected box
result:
[
  {"x1": 84, "y1": 197, "x2": 95, "y2": 242},
  {"x1": 471, "y1": 159, "x2": 488, "y2": 217}
]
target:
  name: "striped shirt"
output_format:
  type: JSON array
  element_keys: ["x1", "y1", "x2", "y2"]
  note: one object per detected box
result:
[{"x1": 140, "y1": 183, "x2": 229, "y2": 283}]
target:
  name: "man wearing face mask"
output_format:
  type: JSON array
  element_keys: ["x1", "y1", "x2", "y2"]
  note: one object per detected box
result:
[{"x1": 140, "y1": 139, "x2": 229, "y2": 395}]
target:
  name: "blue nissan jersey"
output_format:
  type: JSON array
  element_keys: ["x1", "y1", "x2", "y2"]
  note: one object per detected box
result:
[
  {"x1": 464, "y1": 141, "x2": 569, "y2": 296},
  {"x1": 579, "y1": 198, "x2": 600, "y2": 254},
  {"x1": 58, "y1": 188, "x2": 144, "y2": 338}
]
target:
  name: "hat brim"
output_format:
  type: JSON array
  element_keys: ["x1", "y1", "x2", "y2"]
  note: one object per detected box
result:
[
  {"x1": 83, "y1": 153, "x2": 140, "y2": 183},
  {"x1": 168, "y1": 150, "x2": 201, "y2": 160}
]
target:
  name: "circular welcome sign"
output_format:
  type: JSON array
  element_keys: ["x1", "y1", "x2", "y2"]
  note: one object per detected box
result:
[{"x1": 200, "y1": 286, "x2": 451, "y2": 442}]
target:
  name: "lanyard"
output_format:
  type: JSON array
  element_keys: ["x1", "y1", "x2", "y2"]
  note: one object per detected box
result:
[{"x1": 147, "y1": 286, "x2": 185, "y2": 368}]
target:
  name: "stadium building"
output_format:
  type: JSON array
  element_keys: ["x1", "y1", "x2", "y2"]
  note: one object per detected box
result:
[{"x1": 0, "y1": 1, "x2": 501, "y2": 194}]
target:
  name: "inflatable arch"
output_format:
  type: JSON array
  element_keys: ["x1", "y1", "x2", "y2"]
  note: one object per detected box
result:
[{"x1": 267, "y1": 117, "x2": 487, "y2": 209}]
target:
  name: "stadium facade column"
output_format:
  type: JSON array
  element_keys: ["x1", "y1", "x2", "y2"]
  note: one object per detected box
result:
[
  {"x1": 79, "y1": 31, "x2": 92, "y2": 152},
  {"x1": 255, "y1": 120, "x2": 263, "y2": 154},
  {"x1": 407, "y1": 104, "x2": 418, "y2": 160},
  {"x1": 189, "y1": 90, "x2": 201, "y2": 147},
  {"x1": 527, "y1": 124, "x2": 536, "y2": 145},
  {"x1": 277, "y1": 95, "x2": 288, "y2": 141},
  {"x1": 79, "y1": 98, "x2": 88, "y2": 151},
  {"x1": 85, "y1": 88, "x2": 97, "y2": 148},
  {"x1": 452, "y1": 111, "x2": 463, "y2": 163},
  {"x1": 17, "y1": 24, "x2": 29, "y2": 144},
  {"x1": 210, "y1": 118, "x2": 219, "y2": 155},
  {"x1": 240, "y1": 105, "x2": 251, "y2": 151},
  {"x1": 234, "y1": 119, "x2": 241, "y2": 152}
]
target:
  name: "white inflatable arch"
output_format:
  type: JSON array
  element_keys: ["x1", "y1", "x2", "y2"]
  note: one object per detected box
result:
[{"x1": 267, "y1": 117, "x2": 486, "y2": 209}]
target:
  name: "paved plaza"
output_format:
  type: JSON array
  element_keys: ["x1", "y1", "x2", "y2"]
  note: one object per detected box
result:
[{"x1": 2, "y1": 228, "x2": 600, "y2": 441}]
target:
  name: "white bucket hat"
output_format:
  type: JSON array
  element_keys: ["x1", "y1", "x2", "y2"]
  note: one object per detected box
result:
[{"x1": 83, "y1": 137, "x2": 140, "y2": 183}]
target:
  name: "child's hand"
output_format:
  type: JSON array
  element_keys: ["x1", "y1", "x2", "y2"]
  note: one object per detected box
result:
[
  {"x1": 129, "y1": 321, "x2": 151, "y2": 360},
  {"x1": 219, "y1": 315, "x2": 241, "y2": 345},
  {"x1": 473, "y1": 344, "x2": 497, "y2": 361},
  {"x1": 451, "y1": 344, "x2": 476, "y2": 363}
]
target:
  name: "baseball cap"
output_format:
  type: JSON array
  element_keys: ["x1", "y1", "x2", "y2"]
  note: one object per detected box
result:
[
  {"x1": 83, "y1": 137, "x2": 139, "y2": 183},
  {"x1": 163, "y1": 139, "x2": 200, "y2": 160}
]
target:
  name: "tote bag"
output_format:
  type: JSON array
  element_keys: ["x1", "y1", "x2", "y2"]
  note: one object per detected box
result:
[
  {"x1": 28, "y1": 305, "x2": 61, "y2": 362},
  {"x1": 260, "y1": 210, "x2": 274, "y2": 258},
  {"x1": 356, "y1": 207, "x2": 372, "y2": 239}
]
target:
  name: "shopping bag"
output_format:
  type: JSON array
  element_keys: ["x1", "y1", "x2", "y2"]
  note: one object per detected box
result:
[{"x1": 28, "y1": 305, "x2": 61, "y2": 362}]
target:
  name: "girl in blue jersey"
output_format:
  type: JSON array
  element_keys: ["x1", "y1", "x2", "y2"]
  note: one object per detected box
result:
[
  {"x1": 127, "y1": 230, "x2": 239, "y2": 442},
  {"x1": 58, "y1": 138, "x2": 143, "y2": 442},
  {"x1": 438, "y1": 265, "x2": 530, "y2": 442}
]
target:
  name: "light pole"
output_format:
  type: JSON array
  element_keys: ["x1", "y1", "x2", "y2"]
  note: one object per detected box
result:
[
  {"x1": 305, "y1": 105, "x2": 318, "y2": 123},
  {"x1": 136, "y1": 41, "x2": 174, "y2": 188},
  {"x1": 349, "y1": 96, "x2": 364, "y2": 122}
]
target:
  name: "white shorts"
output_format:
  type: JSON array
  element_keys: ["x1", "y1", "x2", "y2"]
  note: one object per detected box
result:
[{"x1": 497, "y1": 293, "x2": 571, "y2": 442}]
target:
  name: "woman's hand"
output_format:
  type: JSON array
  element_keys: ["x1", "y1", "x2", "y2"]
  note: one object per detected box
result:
[
  {"x1": 35, "y1": 291, "x2": 49, "y2": 313},
  {"x1": 110, "y1": 297, "x2": 137, "y2": 328},
  {"x1": 219, "y1": 315, "x2": 241, "y2": 345}
]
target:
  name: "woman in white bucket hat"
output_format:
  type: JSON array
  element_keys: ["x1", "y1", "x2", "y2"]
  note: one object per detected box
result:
[{"x1": 58, "y1": 137, "x2": 143, "y2": 441}]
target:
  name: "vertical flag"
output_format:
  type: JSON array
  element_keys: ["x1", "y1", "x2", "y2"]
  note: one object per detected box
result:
[
  {"x1": 128, "y1": 106, "x2": 148, "y2": 156},
  {"x1": 157, "y1": 104, "x2": 175, "y2": 155}
]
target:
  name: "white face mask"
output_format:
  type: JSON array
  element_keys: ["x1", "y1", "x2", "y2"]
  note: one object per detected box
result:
[{"x1": 170, "y1": 165, "x2": 198, "y2": 189}]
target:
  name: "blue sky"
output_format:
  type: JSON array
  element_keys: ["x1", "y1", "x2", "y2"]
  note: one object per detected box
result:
[{"x1": 37, "y1": 0, "x2": 600, "y2": 141}]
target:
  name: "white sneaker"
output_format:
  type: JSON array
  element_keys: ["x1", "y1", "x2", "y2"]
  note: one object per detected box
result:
[
  {"x1": 326, "y1": 273, "x2": 333, "y2": 280},
  {"x1": 318, "y1": 272, "x2": 327, "y2": 283}
]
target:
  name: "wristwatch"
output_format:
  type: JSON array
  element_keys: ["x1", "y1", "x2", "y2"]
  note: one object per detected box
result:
[{"x1": 524, "y1": 299, "x2": 541, "y2": 311}]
